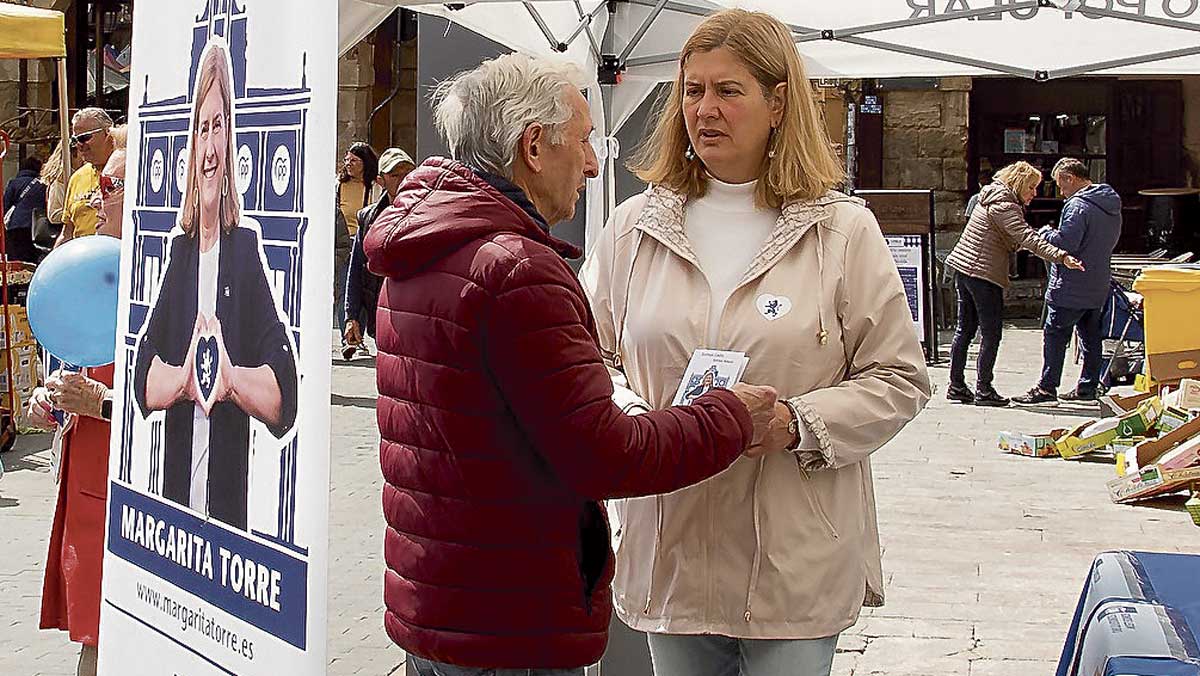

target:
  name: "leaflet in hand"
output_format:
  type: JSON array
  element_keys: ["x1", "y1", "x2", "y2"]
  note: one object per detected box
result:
[{"x1": 671, "y1": 349, "x2": 750, "y2": 406}]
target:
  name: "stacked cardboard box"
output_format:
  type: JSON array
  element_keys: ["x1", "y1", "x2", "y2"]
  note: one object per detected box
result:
[{"x1": 0, "y1": 306, "x2": 40, "y2": 424}]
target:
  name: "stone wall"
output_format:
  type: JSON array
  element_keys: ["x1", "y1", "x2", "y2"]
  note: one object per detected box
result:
[
  {"x1": 881, "y1": 77, "x2": 972, "y2": 244},
  {"x1": 336, "y1": 36, "x2": 418, "y2": 168}
]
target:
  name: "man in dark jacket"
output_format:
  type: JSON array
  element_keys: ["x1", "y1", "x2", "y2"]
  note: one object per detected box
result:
[
  {"x1": 363, "y1": 53, "x2": 779, "y2": 674},
  {"x1": 1015, "y1": 158, "x2": 1122, "y2": 405},
  {"x1": 2, "y1": 156, "x2": 46, "y2": 262},
  {"x1": 341, "y1": 147, "x2": 414, "y2": 359}
]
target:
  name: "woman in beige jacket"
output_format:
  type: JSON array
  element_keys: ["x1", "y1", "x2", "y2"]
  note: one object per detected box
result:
[
  {"x1": 944, "y1": 162, "x2": 1084, "y2": 407},
  {"x1": 581, "y1": 9, "x2": 931, "y2": 676}
]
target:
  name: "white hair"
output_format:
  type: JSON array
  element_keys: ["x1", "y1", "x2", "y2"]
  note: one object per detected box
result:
[
  {"x1": 433, "y1": 53, "x2": 588, "y2": 177},
  {"x1": 71, "y1": 107, "x2": 114, "y2": 129}
]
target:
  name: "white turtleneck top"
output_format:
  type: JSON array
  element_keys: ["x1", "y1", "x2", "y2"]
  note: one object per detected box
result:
[{"x1": 683, "y1": 177, "x2": 780, "y2": 341}]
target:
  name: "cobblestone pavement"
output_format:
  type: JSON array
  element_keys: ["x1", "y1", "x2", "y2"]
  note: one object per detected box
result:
[{"x1": 3, "y1": 326, "x2": 1198, "y2": 675}]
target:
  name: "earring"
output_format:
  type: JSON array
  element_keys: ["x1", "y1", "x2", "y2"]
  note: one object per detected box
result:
[
  {"x1": 684, "y1": 144, "x2": 696, "y2": 161},
  {"x1": 767, "y1": 127, "x2": 778, "y2": 159},
  {"x1": 223, "y1": 180, "x2": 228, "y2": 197}
]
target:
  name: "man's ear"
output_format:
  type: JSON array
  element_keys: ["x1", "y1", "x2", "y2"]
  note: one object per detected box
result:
[{"x1": 518, "y1": 123, "x2": 546, "y2": 174}]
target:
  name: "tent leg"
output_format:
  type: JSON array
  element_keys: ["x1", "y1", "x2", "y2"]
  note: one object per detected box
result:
[{"x1": 57, "y1": 58, "x2": 70, "y2": 187}]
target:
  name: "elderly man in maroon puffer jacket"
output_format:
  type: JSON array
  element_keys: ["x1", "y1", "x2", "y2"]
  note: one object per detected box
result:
[{"x1": 364, "y1": 54, "x2": 780, "y2": 675}]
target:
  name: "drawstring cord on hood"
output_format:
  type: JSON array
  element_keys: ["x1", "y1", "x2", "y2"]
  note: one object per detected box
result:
[
  {"x1": 744, "y1": 457, "x2": 767, "y2": 622},
  {"x1": 815, "y1": 225, "x2": 829, "y2": 346}
]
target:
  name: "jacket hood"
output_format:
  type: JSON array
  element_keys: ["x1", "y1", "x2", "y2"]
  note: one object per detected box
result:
[
  {"x1": 363, "y1": 157, "x2": 582, "y2": 281},
  {"x1": 1070, "y1": 183, "x2": 1121, "y2": 216},
  {"x1": 978, "y1": 181, "x2": 1021, "y2": 208}
]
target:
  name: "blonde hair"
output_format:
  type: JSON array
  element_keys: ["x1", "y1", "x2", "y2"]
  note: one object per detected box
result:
[
  {"x1": 108, "y1": 124, "x2": 128, "y2": 150},
  {"x1": 630, "y1": 9, "x2": 844, "y2": 208},
  {"x1": 179, "y1": 42, "x2": 240, "y2": 236},
  {"x1": 39, "y1": 139, "x2": 71, "y2": 186},
  {"x1": 994, "y1": 161, "x2": 1043, "y2": 197}
]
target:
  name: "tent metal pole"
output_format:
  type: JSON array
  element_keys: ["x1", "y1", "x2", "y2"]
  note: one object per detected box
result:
[
  {"x1": 619, "y1": 0, "x2": 672, "y2": 63},
  {"x1": 523, "y1": 2, "x2": 562, "y2": 50},
  {"x1": 836, "y1": 35, "x2": 1040, "y2": 79},
  {"x1": 1048, "y1": 45, "x2": 1200, "y2": 79},
  {"x1": 57, "y1": 58, "x2": 70, "y2": 183},
  {"x1": 626, "y1": 52, "x2": 681, "y2": 68},
  {"x1": 602, "y1": 0, "x2": 618, "y2": 240},
  {"x1": 567, "y1": 0, "x2": 607, "y2": 59}
]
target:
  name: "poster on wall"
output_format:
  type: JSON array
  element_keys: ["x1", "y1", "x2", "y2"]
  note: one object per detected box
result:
[
  {"x1": 98, "y1": 1, "x2": 335, "y2": 674},
  {"x1": 885, "y1": 234, "x2": 926, "y2": 345}
]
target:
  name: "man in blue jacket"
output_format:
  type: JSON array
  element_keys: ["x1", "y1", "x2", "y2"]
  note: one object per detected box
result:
[{"x1": 1015, "y1": 158, "x2": 1122, "y2": 405}]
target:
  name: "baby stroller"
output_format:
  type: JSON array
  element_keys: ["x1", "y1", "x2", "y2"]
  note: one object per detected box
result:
[{"x1": 1098, "y1": 279, "x2": 1145, "y2": 390}]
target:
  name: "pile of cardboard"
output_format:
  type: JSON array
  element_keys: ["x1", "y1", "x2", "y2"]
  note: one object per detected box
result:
[{"x1": 999, "y1": 379, "x2": 1200, "y2": 507}]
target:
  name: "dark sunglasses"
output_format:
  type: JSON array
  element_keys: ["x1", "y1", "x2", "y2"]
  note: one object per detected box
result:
[
  {"x1": 99, "y1": 174, "x2": 125, "y2": 198},
  {"x1": 69, "y1": 128, "x2": 105, "y2": 147}
]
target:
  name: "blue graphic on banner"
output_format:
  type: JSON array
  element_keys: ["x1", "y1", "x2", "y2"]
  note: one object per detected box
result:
[
  {"x1": 121, "y1": 0, "x2": 306, "y2": 543},
  {"x1": 107, "y1": 482, "x2": 308, "y2": 649}
]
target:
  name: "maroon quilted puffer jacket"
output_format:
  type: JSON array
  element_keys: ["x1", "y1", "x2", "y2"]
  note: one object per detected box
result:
[{"x1": 363, "y1": 158, "x2": 753, "y2": 669}]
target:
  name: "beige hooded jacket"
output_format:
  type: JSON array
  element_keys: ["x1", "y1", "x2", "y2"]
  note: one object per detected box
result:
[{"x1": 580, "y1": 186, "x2": 931, "y2": 639}]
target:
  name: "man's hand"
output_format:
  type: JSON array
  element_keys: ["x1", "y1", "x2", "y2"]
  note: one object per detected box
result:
[
  {"x1": 730, "y1": 383, "x2": 778, "y2": 448},
  {"x1": 1063, "y1": 255, "x2": 1086, "y2": 271},
  {"x1": 746, "y1": 402, "x2": 799, "y2": 458}
]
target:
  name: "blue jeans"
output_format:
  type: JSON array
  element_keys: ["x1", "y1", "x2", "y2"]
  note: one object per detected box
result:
[
  {"x1": 949, "y1": 273, "x2": 1005, "y2": 392},
  {"x1": 408, "y1": 655, "x2": 583, "y2": 676},
  {"x1": 1038, "y1": 304, "x2": 1104, "y2": 396},
  {"x1": 646, "y1": 633, "x2": 839, "y2": 676}
]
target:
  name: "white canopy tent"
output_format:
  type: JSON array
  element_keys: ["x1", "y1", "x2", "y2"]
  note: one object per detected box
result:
[{"x1": 336, "y1": 0, "x2": 1200, "y2": 240}]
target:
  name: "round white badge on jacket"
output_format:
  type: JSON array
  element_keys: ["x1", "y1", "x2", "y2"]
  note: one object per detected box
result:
[{"x1": 755, "y1": 294, "x2": 792, "y2": 321}]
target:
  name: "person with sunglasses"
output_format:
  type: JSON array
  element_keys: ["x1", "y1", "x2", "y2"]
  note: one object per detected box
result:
[{"x1": 56, "y1": 108, "x2": 115, "y2": 248}]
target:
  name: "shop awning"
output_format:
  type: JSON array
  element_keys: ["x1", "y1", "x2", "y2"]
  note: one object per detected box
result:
[{"x1": 0, "y1": 4, "x2": 66, "y2": 60}]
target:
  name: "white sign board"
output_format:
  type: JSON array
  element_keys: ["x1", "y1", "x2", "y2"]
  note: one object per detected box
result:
[
  {"x1": 99, "y1": 1, "x2": 335, "y2": 673},
  {"x1": 886, "y1": 234, "x2": 926, "y2": 344}
]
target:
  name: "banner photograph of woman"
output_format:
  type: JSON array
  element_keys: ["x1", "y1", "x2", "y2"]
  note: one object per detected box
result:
[{"x1": 131, "y1": 40, "x2": 299, "y2": 531}]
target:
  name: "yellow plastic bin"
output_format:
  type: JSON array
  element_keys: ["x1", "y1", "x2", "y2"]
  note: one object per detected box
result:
[{"x1": 1133, "y1": 265, "x2": 1200, "y2": 382}]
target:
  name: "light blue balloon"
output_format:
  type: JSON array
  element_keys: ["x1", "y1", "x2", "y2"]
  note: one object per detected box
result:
[{"x1": 27, "y1": 236, "x2": 121, "y2": 368}]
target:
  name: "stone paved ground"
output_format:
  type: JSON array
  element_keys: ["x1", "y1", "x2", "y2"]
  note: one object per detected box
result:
[{"x1": 3, "y1": 325, "x2": 1199, "y2": 675}]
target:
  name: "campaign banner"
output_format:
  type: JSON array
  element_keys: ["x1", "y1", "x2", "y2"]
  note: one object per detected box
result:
[
  {"x1": 885, "y1": 234, "x2": 927, "y2": 344},
  {"x1": 98, "y1": 1, "x2": 335, "y2": 674}
]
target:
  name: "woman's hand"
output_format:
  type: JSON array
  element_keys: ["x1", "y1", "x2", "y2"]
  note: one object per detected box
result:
[
  {"x1": 206, "y1": 316, "x2": 236, "y2": 414},
  {"x1": 25, "y1": 387, "x2": 58, "y2": 431},
  {"x1": 47, "y1": 371, "x2": 108, "y2": 420},
  {"x1": 181, "y1": 314, "x2": 208, "y2": 406},
  {"x1": 1062, "y1": 255, "x2": 1086, "y2": 271},
  {"x1": 745, "y1": 401, "x2": 799, "y2": 458}
]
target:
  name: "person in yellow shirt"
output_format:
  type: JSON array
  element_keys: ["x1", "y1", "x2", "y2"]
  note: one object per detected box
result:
[{"x1": 57, "y1": 108, "x2": 115, "y2": 246}]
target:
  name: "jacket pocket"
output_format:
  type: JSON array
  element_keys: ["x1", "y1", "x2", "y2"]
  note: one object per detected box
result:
[{"x1": 795, "y1": 456, "x2": 838, "y2": 541}]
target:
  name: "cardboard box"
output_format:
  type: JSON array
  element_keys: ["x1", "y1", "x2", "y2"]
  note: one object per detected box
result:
[
  {"x1": 999, "y1": 430, "x2": 1066, "y2": 458},
  {"x1": 1174, "y1": 378, "x2": 1200, "y2": 409},
  {"x1": 1108, "y1": 464, "x2": 1200, "y2": 503},
  {"x1": 1058, "y1": 397, "x2": 1163, "y2": 459},
  {"x1": 1100, "y1": 390, "x2": 1156, "y2": 417},
  {"x1": 0, "y1": 306, "x2": 34, "y2": 350},
  {"x1": 1108, "y1": 416, "x2": 1200, "y2": 503},
  {"x1": 1114, "y1": 437, "x2": 1148, "y2": 477},
  {"x1": 1152, "y1": 405, "x2": 1190, "y2": 437}
]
